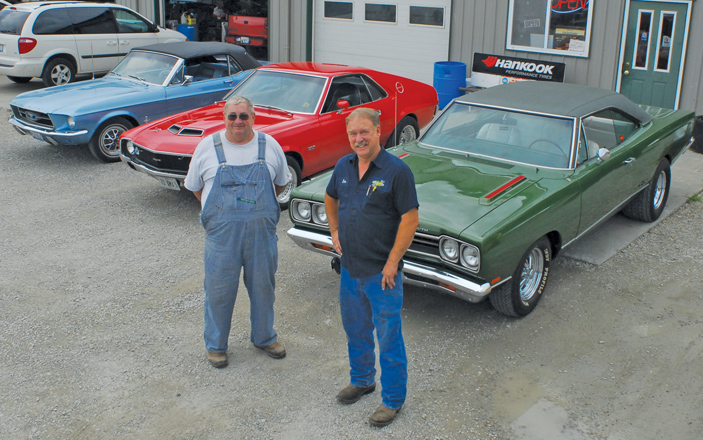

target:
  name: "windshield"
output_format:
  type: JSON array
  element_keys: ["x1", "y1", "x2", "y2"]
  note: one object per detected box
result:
[
  {"x1": 421, "y1": 102, "x2": 576, "y2": 168},
  {"x1": 110, "y1": 51, "x2": 179, "y2": 85},
  {"x1": 226, "y1": 70, "x2": 327, "y2": 114}
]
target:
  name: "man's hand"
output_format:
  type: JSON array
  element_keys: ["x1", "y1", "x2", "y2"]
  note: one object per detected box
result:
[
  {"x1": 331, "y1": 229, "x2": 342, "y2": 255},
  {"x1": 325, "y1": 193, "x2": 341, "y2": 255},
  {"x1": 381, "y1": 261, "x2": 398, "y2": 290}
]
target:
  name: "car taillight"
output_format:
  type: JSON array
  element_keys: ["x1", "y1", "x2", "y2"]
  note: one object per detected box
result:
[{"x1": 18, "y1": 38, "x2": 37, "y2": 54}]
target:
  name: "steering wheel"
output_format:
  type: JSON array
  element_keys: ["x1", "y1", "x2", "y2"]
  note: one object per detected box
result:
[{"x1": 528, "y1": 138, "x2": 567, "y2": 159}]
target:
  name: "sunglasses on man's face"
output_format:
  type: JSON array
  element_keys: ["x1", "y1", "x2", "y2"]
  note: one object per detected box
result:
[{"x1": 226, "y1": 112, "x2": 251, "y2": 121}]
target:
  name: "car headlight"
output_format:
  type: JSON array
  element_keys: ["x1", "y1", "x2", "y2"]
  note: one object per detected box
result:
[
  {"x1": 292, "y1": 200, "x2": 311, "y2": 222},
  {"x1": 460, "y1": 244, "x2": 480, "y2": 271},
  {"x1": 439, "y1": 237, "x2": 460, "y2": 262},
  {"x1": 123, "y1": 139, "x2": 135, "y2": 155},
  {"x1": 67, "y1": 116, "x2": 76, "y2": 128},
  {"x1": 312, "y1": 203, "x2": 328, "y2": 225}
]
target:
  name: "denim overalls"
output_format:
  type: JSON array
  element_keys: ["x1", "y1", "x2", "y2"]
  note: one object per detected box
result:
[{"x1": 201, "y1": 132, "x2": 280, "y2": 353}]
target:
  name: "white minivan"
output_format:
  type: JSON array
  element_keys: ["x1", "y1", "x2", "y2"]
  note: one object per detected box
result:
[{"x1": 0, "y1": 1, "x2": 186, "y2": 86}]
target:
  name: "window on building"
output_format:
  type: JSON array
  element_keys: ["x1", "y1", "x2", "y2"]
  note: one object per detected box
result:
[
  {"x1": 507, "y1": 0, "x2": 593, "y2": 57},
  {"x1": 324, "y1": 1, "x2": 353, "y2": 20},
  {"x1": 409, "y1": 6, "x2": 444, "y2": 27},
  {"x1": 365, "y1": 4, "x2": 396, "y2": 23}
]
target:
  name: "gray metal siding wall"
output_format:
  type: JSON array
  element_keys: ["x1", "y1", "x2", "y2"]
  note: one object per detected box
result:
[
  {"x1": 115, "y1": 0, "x2": 156, "y2": 22},
  {"x1": 269, "y1": 0, "x2": 308, "y2": 63},
  {"x1": 449, "y1": 0, "x2": 703, "y2": 114}
]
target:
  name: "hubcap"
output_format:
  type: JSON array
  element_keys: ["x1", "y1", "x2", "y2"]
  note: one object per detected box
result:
[
  {"x1": 652, "y1": 170, "x2": 667, "y2": 210},
  {"x1": 101, "y1": 126, "x2": 125, "y2": 156},
  {"x1": 277, "y1": 164, "x2": 298, "y2": 205},
  {"x1": 398, "y1": 125, "x2": 417, "y2": 144},
  {"x1": 51, "y1": 65, "x2": 71, "y2": 86},
  {"x1": 518, "y1": 248, "x2": 544, "y2": 301}
]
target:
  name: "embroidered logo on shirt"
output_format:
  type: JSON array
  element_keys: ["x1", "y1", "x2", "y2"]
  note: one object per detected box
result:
[
  {"x1": 342, "y1": 179, "x2": 347, "y2": 184},
  {"x1": 237, "y1": 197, "x2": 256, "y2": 204},
  {"x1": 371, "y1": 180, "x2": 385, "y2": 192}
]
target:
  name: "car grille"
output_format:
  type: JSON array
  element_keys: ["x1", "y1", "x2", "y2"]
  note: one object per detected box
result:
[
  {"x1": 11, "y1": 105, "x2": 54, "y2": 129},
  {"x1": 409, "y1": 232, "x2": 440, "y2": 258},
  {"x1": 125, "y1": 142, "x2": 191, "y2": 175}
]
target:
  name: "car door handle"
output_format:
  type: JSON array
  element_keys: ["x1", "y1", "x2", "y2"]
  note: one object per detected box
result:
[
  {"x1": 623, "y1": 157, "x2": 635, "y2": 164},
  {"x1": 107, "y1": 41, "x2": 118, "y2": 46}
]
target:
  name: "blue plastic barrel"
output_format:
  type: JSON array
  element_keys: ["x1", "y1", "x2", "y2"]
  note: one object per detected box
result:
[
  {"x1": 177, "y1": 24, "x2": 198, "y2": 41},
  {"x1": 433, "y1": 61, "x2": 467, "y2": 109}
]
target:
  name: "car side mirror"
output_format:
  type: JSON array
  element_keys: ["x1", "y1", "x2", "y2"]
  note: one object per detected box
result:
[
  {"x1": 183, "y1": 75, "x2": 193, "y2": 85},
  {"x1": 336, "y1": 100, "x2": 349, "y2": 114},
  {"x1": 596, "y1": 147, "x2": 611, "y2": 162}
]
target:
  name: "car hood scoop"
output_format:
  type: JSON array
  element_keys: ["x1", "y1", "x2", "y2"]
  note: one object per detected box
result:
[{"x1": 398, "y1": 144, "x2": 539, "y2": 233}]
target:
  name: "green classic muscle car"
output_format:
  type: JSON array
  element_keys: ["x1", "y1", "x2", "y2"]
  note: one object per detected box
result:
[{"x1": 286, "y1": 81, "x2": 695, "y2": 317}]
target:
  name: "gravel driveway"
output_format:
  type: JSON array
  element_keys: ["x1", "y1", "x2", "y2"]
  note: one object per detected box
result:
[{"x1": 1, "y1": 108, "x2": 702, "y2": 440}]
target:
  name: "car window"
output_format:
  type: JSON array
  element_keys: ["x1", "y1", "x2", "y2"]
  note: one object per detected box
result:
[
  {"x1": 582, "y1": 108, "x2": 639, "y2": 150},
  {"x1": 361, "y1": 75, "x2": 387, "y2": 101},
  {"x1": 113, "y1": 8, "x2": 151, "y2": 33},
  {"x1": 183, "y1": 56, "x2": 231, "y2": 82},
  {"x1": 111, "y1": 50, "x2": 179, "y2": 85},
  {"x1": 68, "y1": 7, "x2": 118, "y2": 34},
  {"x1": 322, "y1": 75, "x2": 378, "y2": 113},
  {"x1": 227, "y1": 70, "x2": 327, "y2": 114},
  {"x1": 421, "y1": 102, "x2": 575, "y2": 169},
  {"x1": 0, "y1": 9, "x2": 30, "y2": 34},
  {"x1": 33, "y1": 8, "x2": 73, "y2": 35}
]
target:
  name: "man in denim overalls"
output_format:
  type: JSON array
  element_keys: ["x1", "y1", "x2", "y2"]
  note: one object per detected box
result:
[
  {"x1": 185, "y1": 95, "x2": 291, "y2": 368},
  {"x1": 325, "y1": 108, "x2": 419, "y2": 427}
]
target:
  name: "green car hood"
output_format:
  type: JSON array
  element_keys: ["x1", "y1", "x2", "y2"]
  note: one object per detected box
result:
[{"x1": 397, "y1": 142, "x2": 543, "y2": 237}]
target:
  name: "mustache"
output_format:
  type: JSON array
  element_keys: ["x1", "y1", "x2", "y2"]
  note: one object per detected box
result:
[{"x1": 354, "y1": 140, "x2": 369, "y2": 148}]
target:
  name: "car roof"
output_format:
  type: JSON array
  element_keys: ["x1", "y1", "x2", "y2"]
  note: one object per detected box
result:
[
  {"x1": 133, "y1": 42, "x2": 261, "y2": 70},
  {"x1": 259, "y1": 62, "x2": 381, "y2": 78},
  {"x1": 4, "y1": 1, "x2": 130, "y2": 10},
  {"x1": 459, "y1": 81, "x2": 653, "y2": 124}
]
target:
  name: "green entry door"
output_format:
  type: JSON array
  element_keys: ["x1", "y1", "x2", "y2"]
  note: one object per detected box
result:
[{"x1": 618, "y1": 0, "x2": 691, "y2": 109}]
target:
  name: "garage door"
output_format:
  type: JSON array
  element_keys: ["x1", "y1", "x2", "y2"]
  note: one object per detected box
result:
[{"x1": 313, "y1": 0, "x2": 451, "y2": 84}]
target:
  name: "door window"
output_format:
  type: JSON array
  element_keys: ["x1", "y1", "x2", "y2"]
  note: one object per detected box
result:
[
  {"x1": 365, "y1": 4, "x2": 396, "y2": 23},
  {"x1": 634, "y1": 10, "x2": 653, "y2": 69},
  {"x1": 113, "y1": 8, "x2": 151, "y2": 33},
  {"x1": 654, "y1": 12, "x2": 675, "y2": 72},
  {"x1": 582, "y1": 110, "x2": 638, "y2": 150},
  {"x1": 68, "y1": 7, "x2": 118, "y2": 34},
  {"x1": 324, "y1": 1, "x2": 353, "y2": 19},
  {"x1": 322, "y1": 74, "x2": 385, "y2": 113},
  {"x1": 409, "y1": 6, "x2": 444, "y2": 27}
]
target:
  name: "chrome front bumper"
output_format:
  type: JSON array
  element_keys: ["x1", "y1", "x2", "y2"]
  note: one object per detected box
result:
[
  {"x1": 286, "y1": 227, "x2": 493, "y2": 303},
  {"x1": 9, "y1": 117, "x2": 89, "y2": 145}
]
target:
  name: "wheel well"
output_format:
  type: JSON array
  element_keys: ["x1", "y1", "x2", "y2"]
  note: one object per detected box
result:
[
  {"x1": 546, "y1": 231, "x2": 562, "y2": 258},
  {"x1": 285, "y1": 152, "x2": 303, "y2": 168},
  {"x1": 44, "y1": 54, "x2": 77, "y2": 74}
]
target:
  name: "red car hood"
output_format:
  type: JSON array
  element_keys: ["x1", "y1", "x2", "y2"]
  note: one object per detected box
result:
[{"x1": 124, "y1": 102, "x2": 303, "y2": 155}]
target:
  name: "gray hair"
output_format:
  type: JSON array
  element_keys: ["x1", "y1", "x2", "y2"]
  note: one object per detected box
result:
[
  {"x1": 224, "y1": 95, "x2": 255, "y2": 115},
  {"x1": 346, "y1": 108, "x2": 380, "y2": 128}
]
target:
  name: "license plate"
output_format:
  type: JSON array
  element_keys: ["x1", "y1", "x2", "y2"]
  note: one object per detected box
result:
[
  {"x1": 157, "y1": 177, "x2": 181, "y2": 191},
  {"x1": 240, "y1": 36, "x2": 250, "y2": 44},
  {"x1": 30, "y1": 132, "x2": 44, "y2": 142}
]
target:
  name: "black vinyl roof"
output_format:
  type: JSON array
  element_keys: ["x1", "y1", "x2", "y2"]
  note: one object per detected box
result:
[
  {"x1": 133, "y1": 41, "x2": 261, "y2": 71},
  {"x1": 460, "y1": 81, "x2": 653, "y2": 124}
]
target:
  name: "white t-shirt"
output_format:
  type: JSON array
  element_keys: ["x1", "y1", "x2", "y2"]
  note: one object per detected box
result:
[{"x1": 184, "y1": 130, "x2": 291, "y2": 208}]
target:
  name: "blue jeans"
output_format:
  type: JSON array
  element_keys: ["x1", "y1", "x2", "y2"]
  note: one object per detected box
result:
[{"x1": 340, "y1": 267, "x2": 407, "y2": 409}]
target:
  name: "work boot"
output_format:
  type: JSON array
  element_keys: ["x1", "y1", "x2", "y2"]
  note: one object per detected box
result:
[
  {"x1": 369, "y1": 404, "x2": 401, "y2": 427},
  {"x1": 206, "y1": 351, "x2": 228, "y2": 368},
  {"x1": 255, "y1": 341, "x2": 286, "y2": 359},
  {"x1": 336, "y1": 383, "x2": 376, "y2": 404}
]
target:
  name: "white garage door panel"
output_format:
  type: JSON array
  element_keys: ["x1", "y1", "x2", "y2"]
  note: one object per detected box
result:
[{"x1": 314, "y1": 0, "x2": 451, "y2": 84}]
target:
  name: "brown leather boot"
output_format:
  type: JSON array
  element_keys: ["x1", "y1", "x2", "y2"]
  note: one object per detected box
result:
[
  {"x1": 335, "y1": 383, "x2": 376, "y2": 404},
  {"x1": 369, "y1": 404, "x2": 401, "y2": 427}
]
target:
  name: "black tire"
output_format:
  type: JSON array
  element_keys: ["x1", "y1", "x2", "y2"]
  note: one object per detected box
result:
[
  {"x1": 489, "y1": 236, "x2": 552, "y2": 317},
  {"x1": 277, "y1": 155, "x2": 302, "y2": 210},
  {"x1": 7, "y1": 76, "x2": 32, "y2": 83},
  {"x1": 42, "y1": 57, "x2": 76, "y2": 87},
  {"x1": 385, "y1": 115, "x2": 419, "y2": 148},
  {"x1": 89, "y1": 117, "x2": 134, "y2": 163},
  {"x1": 622, "y1": 158, "x2": 671, "y2": 222}
]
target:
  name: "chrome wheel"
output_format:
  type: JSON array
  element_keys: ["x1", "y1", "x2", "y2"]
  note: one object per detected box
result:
[
  {"x1": 277, "y1": 164, "x2": 299, "y2": 205},
  {"x1": 398, "y1": 124, "x2": 417, "y2": 144},
  {"x1": 519, "y1": 248, "x2": 544, "y2": 302},
  {"x1": 50, "y1": 64, "x2": 72, "y2": 86},
  {"x1": 89, "y1": 117, "x2": 133, "y2": 163},
  {"x1": 652, "y1": 169, "x2": 668, "y2": 210}
]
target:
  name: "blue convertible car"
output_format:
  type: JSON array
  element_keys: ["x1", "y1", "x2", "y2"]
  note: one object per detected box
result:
[{"x1": 8, "y1": 42, "x2": 261, "y2": 162}]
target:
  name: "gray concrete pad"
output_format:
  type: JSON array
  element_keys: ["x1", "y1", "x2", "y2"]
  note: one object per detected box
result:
[{"x1": 562, "y1": 148, "x2": 703, "y2": 265}]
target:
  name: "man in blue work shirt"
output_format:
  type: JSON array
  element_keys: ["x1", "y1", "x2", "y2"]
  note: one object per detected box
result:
[{"x1": 325, "y1": 107, "x2": 419, "y2": 427}]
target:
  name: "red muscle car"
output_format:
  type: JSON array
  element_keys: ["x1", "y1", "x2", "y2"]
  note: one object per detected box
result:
[{"x1": 119, "y1": 62, "x2": 439, "y2": 207}]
